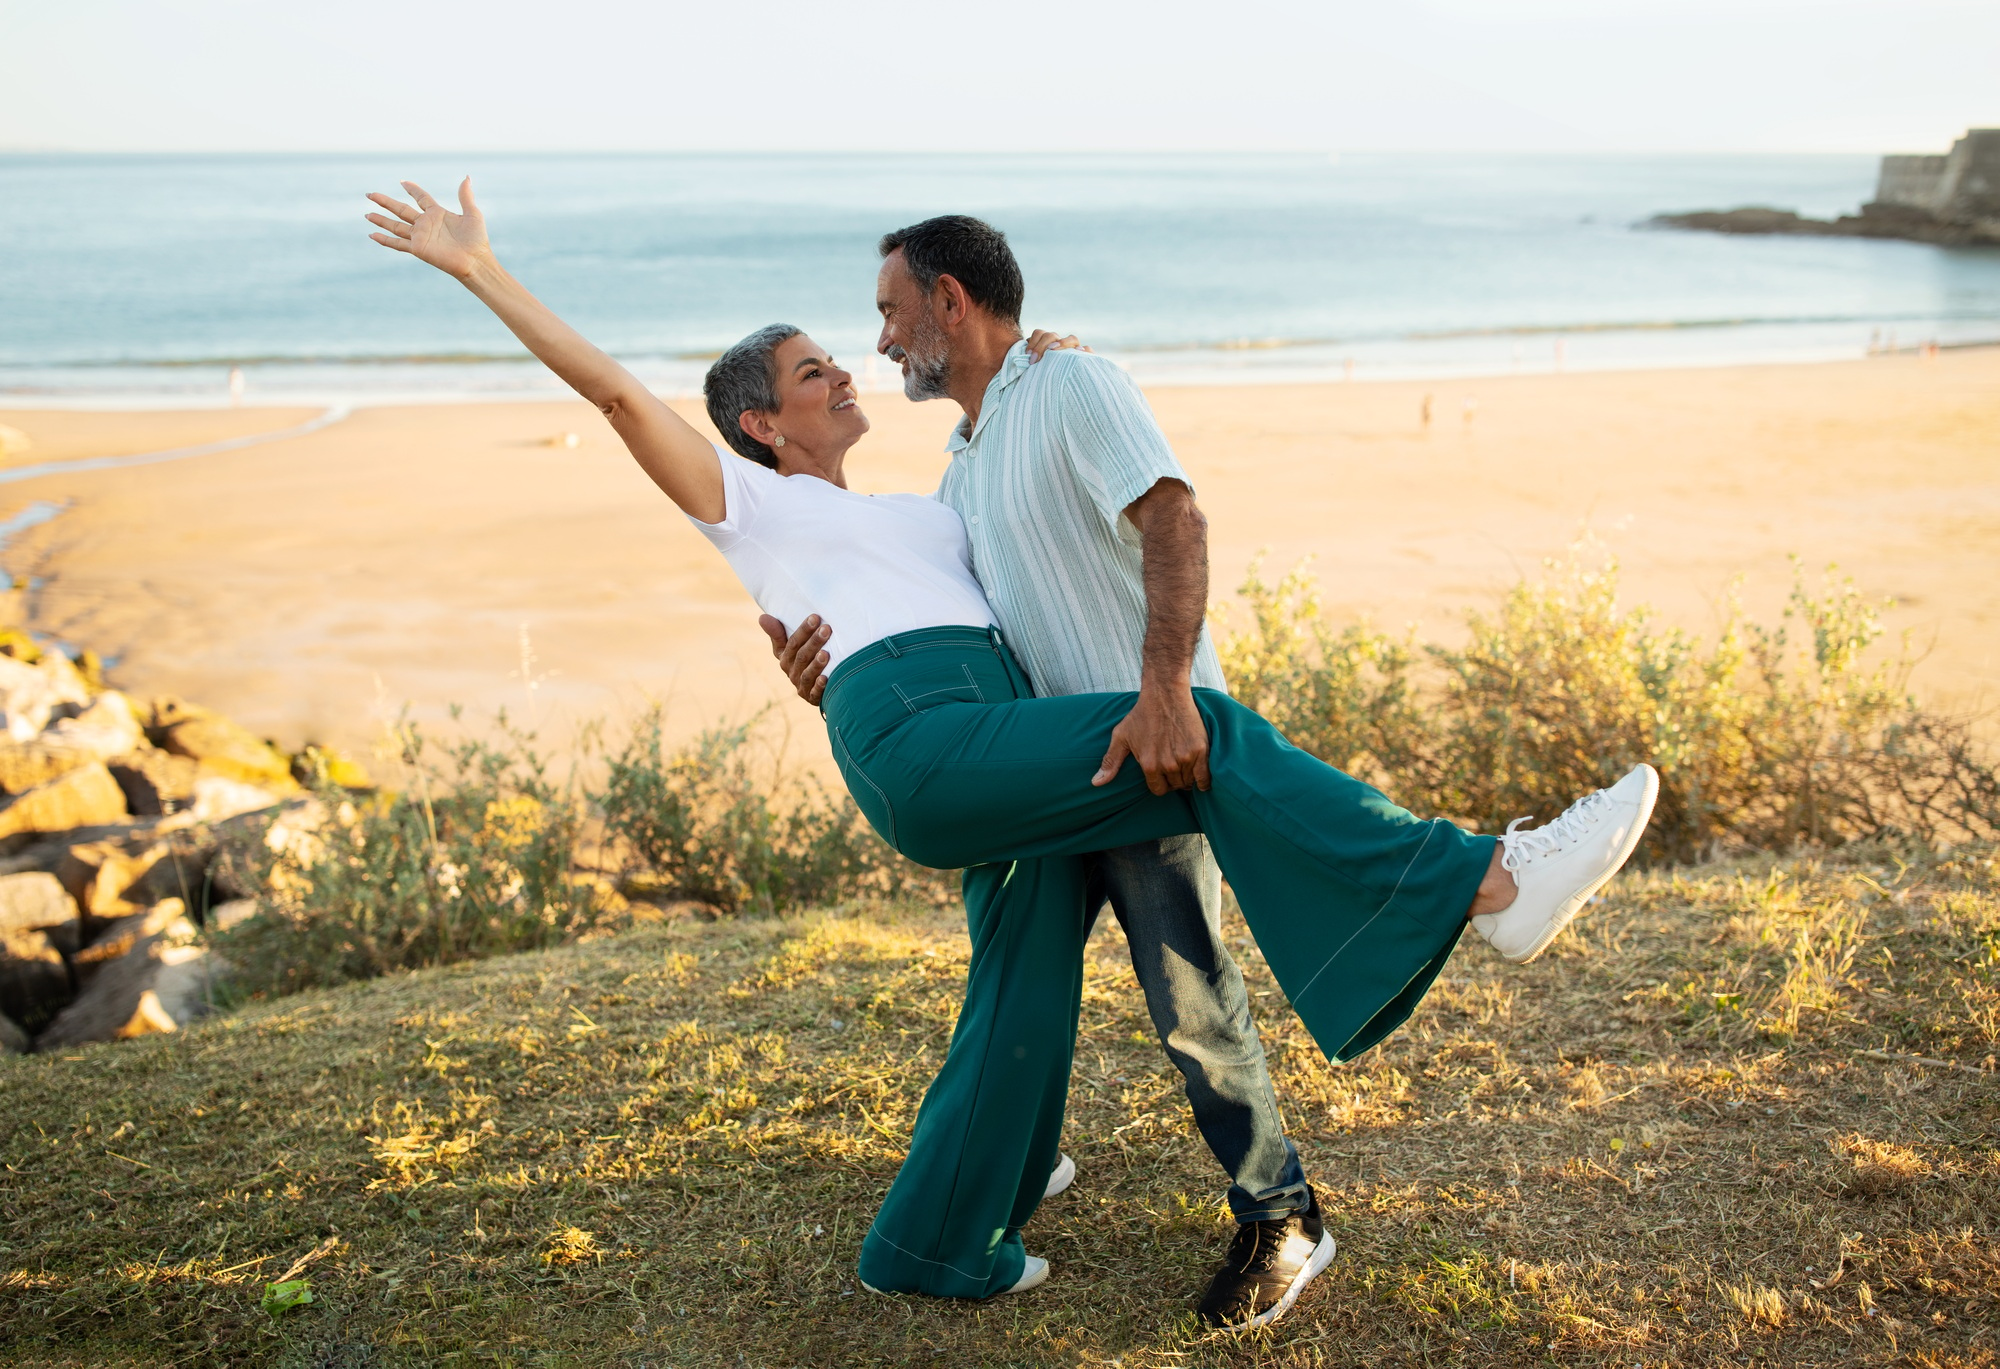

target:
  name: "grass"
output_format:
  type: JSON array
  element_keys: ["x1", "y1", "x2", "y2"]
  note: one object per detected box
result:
[{"x1": 4, "y1": 843, "x2": 1998, "y2": 1367}]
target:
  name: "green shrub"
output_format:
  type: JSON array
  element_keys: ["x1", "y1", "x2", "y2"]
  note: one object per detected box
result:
[
  {"x1": 1215, "y1": 552, "x2": 2000, "y2": 862},
  {"x1": 216, "y1": 714, "x2": 604, "y2": 995},
  {"x1": 597, "y1": 705, "x2": 953, "y2": 915}
]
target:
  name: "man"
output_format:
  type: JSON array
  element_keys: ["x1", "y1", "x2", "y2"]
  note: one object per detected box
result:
[{"x1": 761, "y1": 215, "x2": 1328, "y2": 1328}]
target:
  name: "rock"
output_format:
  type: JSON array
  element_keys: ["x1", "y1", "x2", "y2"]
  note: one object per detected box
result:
[
  {"x1": 0, "y1": 692, "x2": 150, "y2": 797},
  {"x1": 192, "y1": 775, "x2": 284, "y2": 823},
  {"x1": 155, "y1": 712, "x2": 294, "y2": 787},
  {"x1": 59, "y1": 838, "x2": 196, "y2": 922},
  {"x1": 1648, "y1": 200, "x2": 2000, "y2": 248},
  {"x1": 0, "y1": 628, "x2": 41, "y2": 664},
  {"x1": 0, "y1": 739, "x2": 95, "y2": 795},
  {"x1": 38, "y1": 898, "x2": 228, "y2": 1047},
  {"x1": 0, "y1": 763, "x2": 128, "y2": 841},
  {"x1": 0, "y1": 817, "x2": 160, "y2": 881},
  {"x1": 0, "y1": 925, "x2": 72, "y2": 1033},
  {"x1": 0, "y1": 871, "x2": 82, "y2": 939},
  {"x1": 69, "y1": 898, "x2": 189, "y2": 974},
  {"x1": 290, "y1": 744, "x2": 374, "y2": 790},
  {"x1": 206, "y1": 898, "x2": 260, "y2": 932},
  {"x1": 0, "y1": 1011, "x2": 28, "y2": 1053},
  {"x1": 46, "y1": 690, "x2": 144, "y2": 759},
  {"x1": 108, "y1": 750, "x2": 202, "y2": 816},
  {"x1": 58, "y1": 838, "x2": 157, "y2": 920},
  {"x1": 0, "y1": 654, "x2": 91, "y2": 743},
  {"x1": 0, "y1": 873, "x2": 81, "y2": 1031}
]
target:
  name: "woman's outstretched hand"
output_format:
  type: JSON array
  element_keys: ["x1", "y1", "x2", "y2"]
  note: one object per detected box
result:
[{"x1": 365, "y1": 178, "x2": 490, "y2": 280}]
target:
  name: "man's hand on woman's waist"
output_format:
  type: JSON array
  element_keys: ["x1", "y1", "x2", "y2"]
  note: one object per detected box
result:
[{"x1": 761, "y1": 613, "x2": 831, "y2": 705}]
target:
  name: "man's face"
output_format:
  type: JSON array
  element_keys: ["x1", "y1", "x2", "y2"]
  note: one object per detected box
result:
[{"x1": 876, "y1": 250, "x2": 952, "y2": 402}]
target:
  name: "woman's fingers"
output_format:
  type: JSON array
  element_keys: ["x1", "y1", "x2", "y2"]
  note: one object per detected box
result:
[
  {"x1": 364, "y1": 212, "x2": 412, "y2": 239},
  {"x1": 1024, "y1": 329, "x2": 1087, "y2": 362},
  {"x1": 367, "y1": 191, "x2": 419, "y2": 223},
  {"x1": 368, "y1": 232, "x2": 414, "y2": 254},
  {"x1": 402, "y1": 180, "x2": 442, "y2": 212},
  {"x1": 456, "y1": 176, "x2": 479, "y2": 215}
]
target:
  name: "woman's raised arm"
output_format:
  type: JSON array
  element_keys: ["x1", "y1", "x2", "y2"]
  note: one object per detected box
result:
[{"x1": 366, "y1": 178, "x2": 724, "y2": 522}]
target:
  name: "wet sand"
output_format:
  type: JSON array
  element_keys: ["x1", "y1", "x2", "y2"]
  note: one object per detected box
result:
[{"x1": 2, "y1": 348, "x2": 1995, "y2": 767}]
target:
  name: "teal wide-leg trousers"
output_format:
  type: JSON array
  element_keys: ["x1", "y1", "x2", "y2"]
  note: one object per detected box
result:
[{"x1": 839, "y1": 626, "x2": 1495, "y2": 1298}]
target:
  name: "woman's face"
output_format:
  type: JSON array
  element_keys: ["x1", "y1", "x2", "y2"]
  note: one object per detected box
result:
[{"x1": 765, "y1": 333, "x2": 869, "y2": 459}]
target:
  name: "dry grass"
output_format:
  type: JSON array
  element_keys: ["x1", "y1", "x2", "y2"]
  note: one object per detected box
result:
[{"x1": 4, "y1": 844, "x2": 1998, "y2": 1368}]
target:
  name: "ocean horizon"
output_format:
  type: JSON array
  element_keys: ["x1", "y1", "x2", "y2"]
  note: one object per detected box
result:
[{"x1": 6, "y1": 150, "x2": 2000, "y2": 407}]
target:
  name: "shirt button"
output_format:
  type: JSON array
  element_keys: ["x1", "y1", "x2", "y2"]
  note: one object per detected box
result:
[{"x1": 969, "y1": 515, "x2": 981, "y2": 525}]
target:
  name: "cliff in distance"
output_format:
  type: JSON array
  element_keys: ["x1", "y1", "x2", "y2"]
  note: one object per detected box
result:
[{"x1": 1651, "y1": 128, "x2": 2000, "y2": 248}]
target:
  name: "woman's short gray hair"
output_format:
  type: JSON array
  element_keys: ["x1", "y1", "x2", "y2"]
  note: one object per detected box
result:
[{"x1": 703, "y1": 323, "x2": 802, "y2": 469}]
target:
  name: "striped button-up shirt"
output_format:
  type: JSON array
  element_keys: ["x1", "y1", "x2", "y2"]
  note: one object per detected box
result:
[{"x1": 935, "y1": 341, "x2": 1227, "y2": 699}]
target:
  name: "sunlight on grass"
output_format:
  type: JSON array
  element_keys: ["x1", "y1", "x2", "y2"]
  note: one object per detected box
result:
[{"x1": 4, "y1": 847, "x2": 1998, "y2": 1365}]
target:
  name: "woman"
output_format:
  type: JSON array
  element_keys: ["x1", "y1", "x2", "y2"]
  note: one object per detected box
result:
[{"x1": 366, "y1": 179, "x2": 1658, "y2": 1302}]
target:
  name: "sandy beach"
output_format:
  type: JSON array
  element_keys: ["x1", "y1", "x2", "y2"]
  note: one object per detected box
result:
[{"x1": 2, "y1": 348, "x2": 1995, "y2": 769}]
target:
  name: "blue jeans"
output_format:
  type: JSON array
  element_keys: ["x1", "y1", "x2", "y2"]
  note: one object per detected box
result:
[{"x1": 1085, "y1": 834, "x2": 1310, "y2": 1223}]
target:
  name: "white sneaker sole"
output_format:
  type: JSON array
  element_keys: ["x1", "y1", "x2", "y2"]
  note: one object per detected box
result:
[
  {"x1": 1043, "y1": 1152, "x2": 1076, "y2": 1200},
  {"x1": 1232, "y1": 1232, "x2": 1336, "y2": 1331},
  {"x1": 1499, "y1": 764, "x2": 1660, "y2": 965},
  {"x1": 860, "y1": 1254, "x2": 1048, "y2": 1298}
]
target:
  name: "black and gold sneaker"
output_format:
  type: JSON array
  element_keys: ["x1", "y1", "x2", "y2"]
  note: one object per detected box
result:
[{"x1": 1196, "y1": 1187, "x2": 1335, "y2": 1329}]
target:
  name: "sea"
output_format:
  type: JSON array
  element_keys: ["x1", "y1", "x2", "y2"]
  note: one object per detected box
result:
[{"x1": 5, "y1": 151, "x2": 1999, "y2": 408}]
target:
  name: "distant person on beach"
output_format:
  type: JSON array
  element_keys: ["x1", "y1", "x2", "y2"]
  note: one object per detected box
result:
[{"x1": 366, "y1": 180, "x2": 1659, "y2": 1325}]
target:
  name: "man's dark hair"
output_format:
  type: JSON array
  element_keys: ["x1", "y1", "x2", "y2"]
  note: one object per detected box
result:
[{"x1": 879, "y1": 215, "x2": 1024, "y2": 327}]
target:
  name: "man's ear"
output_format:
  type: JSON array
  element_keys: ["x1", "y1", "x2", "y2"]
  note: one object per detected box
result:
[{"x1": 934, "y1": 273, "x2": 974, "y2": 328}]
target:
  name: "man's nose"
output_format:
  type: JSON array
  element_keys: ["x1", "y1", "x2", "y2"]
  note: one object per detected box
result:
[{"x1": 875, "y1": 326, "x2": 894, "y2": 356}]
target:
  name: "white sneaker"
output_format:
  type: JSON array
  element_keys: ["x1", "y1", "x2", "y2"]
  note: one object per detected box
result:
[
  {"x1": 859, "y1": 1255, "x2": 1050, "y2": 1298},
  {"x1": 1006, "y1": 1256, "x2": 1051, "y2": 1294},
  {"x1": 1471, "y1": 764, "x2": 1659, "y2": 964},
  {"x1": 1042, "y1": 1152, "x2": 1076, "y2": 1200}
]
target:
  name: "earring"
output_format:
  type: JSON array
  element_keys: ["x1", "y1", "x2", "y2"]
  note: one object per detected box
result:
[{"x1": 773, "y1": 435, "x2": 786, "y2": 448}]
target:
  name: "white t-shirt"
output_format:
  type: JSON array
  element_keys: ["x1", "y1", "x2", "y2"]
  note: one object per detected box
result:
[{"x1": 688, "y1": 448, "x2": 997, "y2": 672}]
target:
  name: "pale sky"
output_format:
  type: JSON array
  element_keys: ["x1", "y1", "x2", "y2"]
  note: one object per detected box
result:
[{"x1": 1, "y1": 0, "x2": 1994, "y2": 154}]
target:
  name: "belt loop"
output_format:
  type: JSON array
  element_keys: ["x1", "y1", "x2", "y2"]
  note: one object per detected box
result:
[{"x1": 883, "y1": 634, "x2": 903, "y2": 658}]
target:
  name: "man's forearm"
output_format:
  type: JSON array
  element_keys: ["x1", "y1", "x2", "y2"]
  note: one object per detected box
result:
[{"x1": 1133, "y1": 481, "x2": 1209, "y2": 692}]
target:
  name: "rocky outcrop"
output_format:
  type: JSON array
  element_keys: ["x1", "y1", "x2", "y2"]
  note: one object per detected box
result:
[
  {"x1": 0, "y1": 628, "x2": 365, "y2": 1049},
  {"x1": 1648, "y1": 202, "x2": 2000, "y2": 247},
  {"x1": 0, "y1": 764, "x2": 131, "y2": 842},
  {"x1": 0, "y1": 872, "x2": 82, "y2": 1032},
  {"x1": 1, "y1": 924, "x2": 71, "y2": 1034},
  {"x1": 39, "y1": 897, "x2": 229, "y2": 1047},
  {"x1": 0, "y1": 652, "x2": 91, "y2": 744},
  {"x1": 108, "y1": 750, "x2": 202, "y2": 816},
  {"x1": 151, "y1": 703, "x2": 297, "y2": 788},
  {"x1": 1650, "y1": 128, "x2": 2000, "y2": 248}
]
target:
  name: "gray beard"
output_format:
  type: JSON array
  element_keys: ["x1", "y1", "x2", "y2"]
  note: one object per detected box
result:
[{"x1": 892, "y1": 315, "x2": 953, "y2": 401}]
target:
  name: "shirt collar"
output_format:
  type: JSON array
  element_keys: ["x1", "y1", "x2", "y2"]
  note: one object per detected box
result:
[{"x1": 945, "y1": 339, "x2": 1033, "y2": 455}]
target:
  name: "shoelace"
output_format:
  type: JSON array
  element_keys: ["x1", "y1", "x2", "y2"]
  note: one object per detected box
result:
[
  {"x1": 1225, "y1": 1220, "x2": 1282, "y2": 1273},
  {"x1": 1499, "y1": 786, "x2": 1612, "y2": 873}
]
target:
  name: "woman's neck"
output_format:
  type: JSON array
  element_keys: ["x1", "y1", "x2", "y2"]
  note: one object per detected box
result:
[{"x1": 775, "y1": 440, "x2": 852, "y2": 489}]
